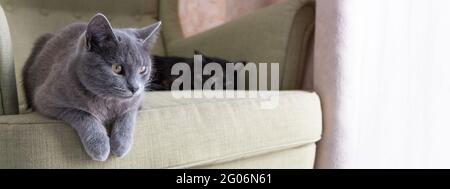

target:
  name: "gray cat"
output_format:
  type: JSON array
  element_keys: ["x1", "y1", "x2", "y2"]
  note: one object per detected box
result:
[{"x1": 22, "y1": 13, "x2": 161, "y2": 161}]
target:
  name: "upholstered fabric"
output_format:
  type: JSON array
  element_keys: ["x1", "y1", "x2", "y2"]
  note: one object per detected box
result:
[
  {"x1": 0, "y1": 4, "x2": 18, "y2": 115},
  {"x1": 165, "y1": 0, "x2": 315, "y2": 91},
  {"x1": 196, "y1": 144, "x2": 317, "y2": 169},
  {"x1": 0, "y1": 91, "x2": 322, "y2": 168},
  {"x1": 158, "y1": 0, "x2": 184, "y2": 47},
  {"x1": 0, "y1": 0, "x2": 164, "y2": 113}
]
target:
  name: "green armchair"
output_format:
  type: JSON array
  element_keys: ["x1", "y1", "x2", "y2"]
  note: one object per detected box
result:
[{"x1": 0, "y1": 0, "x2": 321, "y2": 168}]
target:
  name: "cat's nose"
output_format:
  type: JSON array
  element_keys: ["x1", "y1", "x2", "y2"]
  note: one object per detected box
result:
[{"x1": 129, "y1": 86, "x2": 139, "y2": 94}]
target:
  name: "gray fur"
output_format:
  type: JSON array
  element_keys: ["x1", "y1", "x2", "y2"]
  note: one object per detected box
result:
[{"x1": 22, "y1": 13, "x2": 161, "y2": 161}]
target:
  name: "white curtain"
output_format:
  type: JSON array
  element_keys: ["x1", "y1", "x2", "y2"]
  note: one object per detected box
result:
[{"x1": 315, "y1": 0, "x2": 450, "y2": 168}]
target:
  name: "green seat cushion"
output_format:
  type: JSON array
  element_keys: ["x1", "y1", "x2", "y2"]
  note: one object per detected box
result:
[{"x1": 0, "y1": 91, "x2": 321, "y2": 168}]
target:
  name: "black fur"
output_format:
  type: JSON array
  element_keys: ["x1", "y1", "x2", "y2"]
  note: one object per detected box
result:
[{"x1": 146, "y1": 51, "x2": 246, "y2": 91}]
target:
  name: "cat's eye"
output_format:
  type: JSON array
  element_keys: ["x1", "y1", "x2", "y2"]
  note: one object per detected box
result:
[
  {"x1": 139, "y1": 66, "x2": 147, "y2": 74},
  {"x1": 112, "y1": 64, "x2": 123, "y2": 74}
]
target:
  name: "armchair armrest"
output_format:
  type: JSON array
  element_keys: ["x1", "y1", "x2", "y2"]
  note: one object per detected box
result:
[
  {"x1": 0, "y1": 4, "x2": 18, "y2": 115},
  {"x1": 0, "y1": 91, "x2": 321, "y2": 168},
  {"x1": 165, "y1": 0, "x2": 315, "y2": 90}
]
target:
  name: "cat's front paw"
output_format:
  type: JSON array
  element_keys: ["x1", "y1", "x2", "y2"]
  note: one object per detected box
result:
[
  {"x1": 82, "y1": 132, "x2": 110, "y2": 161},
  {"x1": 110, "y1": 133, "x2": 133, "y2": 158}
]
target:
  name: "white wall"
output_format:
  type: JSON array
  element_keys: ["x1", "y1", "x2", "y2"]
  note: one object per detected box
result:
[{"x1": 315, "y1": 0, "x2": 450, "y2": 168}]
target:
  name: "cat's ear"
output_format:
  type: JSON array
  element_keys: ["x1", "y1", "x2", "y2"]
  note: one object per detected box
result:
[
  {"x1": 136, "y1": 21, "x2": 162, "y2": 49},
  {"x1": 86, "y1": 13, "x2": 118, "y2": 52}
]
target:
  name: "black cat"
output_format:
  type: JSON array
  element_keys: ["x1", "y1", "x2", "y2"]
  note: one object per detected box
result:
[{"x1": 146, "y1": 51, "x2": 246, "y2": 91}]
